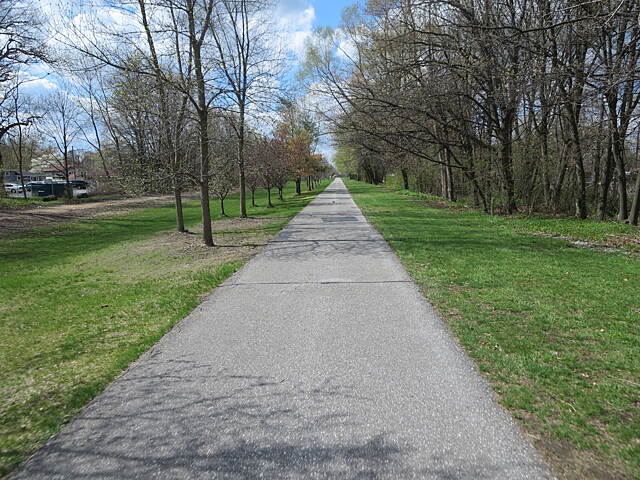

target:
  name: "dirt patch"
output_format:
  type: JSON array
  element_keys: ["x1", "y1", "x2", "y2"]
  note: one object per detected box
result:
[
  {"x1": 212, "y1": 216, "x2": 284, "y2": 232},
  {"x1": 534, "y1": 232, "x2": 640, "y2": 255},
  {"x1": 397, "y1": 191, "x2": 473, "y2": 212},
  {"x1": 0, "y1": 193, "x2": 198, "y2": 238},
  {"x1": 533, "y1": 435, "x2": 632, "y2": 480},
  {"x1": 604, "y1": 233, "x2": 640, "y2": 251},
  {"x1": 93, "y1": 218, "x2": 280, "y2": 287},
  {"x1": 132, "y1": 218, "x2": 278, "y2": 256}
]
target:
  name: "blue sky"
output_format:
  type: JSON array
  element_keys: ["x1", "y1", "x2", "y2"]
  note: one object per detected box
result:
[
  {"x1": 268, "y1": 0, "x2": 353, "y2": 161},
  {"x1": 21, "y1": 0, "x2": 353, "y2": 160},
  {"x1": 309, "y1": 0, "x2": 347, "y2": 28},
  {"x1": 23, "y1": 0, "x2": 352, "y2": 97}
]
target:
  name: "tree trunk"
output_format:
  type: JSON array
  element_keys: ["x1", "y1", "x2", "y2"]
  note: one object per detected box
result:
[
  {"x1": 18, "y1": 145, "x2": 27, "y2": 201},
  {"x1": 251, "y1": 188, "x2": 255, "y2": 207},
  {"x1": 552, "y1": 153, "x2": 568, "y2": 214},
  {"x1": 592, "y1": 146, "x2": 601, "y2": 208},
  {"x1": 597, "y1": 140, "x2": 614, "y2": 221},
  {"x1": 198, "y1": 110, "x2": 213, "y2": 246},
  {"x1": 295, "y1": 177, "x2": 301, "y2": 195},
  {"x1": 174, "y1": 187, "x2": 185, "y2": 232},
  {"x1": 188, "y1": 0, "x2": 214, "y2": 247},
  {"x1": 608, "y1": 104, "x2": 629, "y2": 221},
  {"x1": 573, "y1": 143, "x2": 588, "y2": 219},
  {"x1": 238, "y1": 106, "x2": 247, "y2": 218},
  {"x1": 0, "y1": 150, "x2": 5, "y2": 199},
  {"x1": 278, "y1": 187, "x2": 283, "y2": 201},
  {"x1": 267, "y1": 187, "x2": 273, "y2": 207},
  {"x1": 220, "y1": 197, "x2": 226, "y2": 217},
  {"x1": 64, "y1": 149, "x2": 72, "y2": 200},
  {"x1": 498, "y1": 120, "x2": 516, "y2": 214},
  {"x1": 401, "y1": 168, "x2": 409, "y2": 190},
  {"x1": 566, "y1": 115, "x2": 588, "y2": 219},
  {"x1": 446, "y1": 158, "x2": 455, "y2": 202},
  {"x1": 541, "y1": 131, "x2": 552, "y2": 207},
  {"x1": 612, "y1": 134, "x2": 628, "y2": 222},
  {"x1": 464, "y1": 145, "x2": 487, "y2": 211},
  {"x1": 592, "y1": 103, "x2": 605, "y2": 205},
  {"x1": 629, "y1": 171, "x2": 640, "y2": 225},
  {"x1": 439, "y1": 152, "x2": 449, "y2": 199},
  {"x1": 20, "y1": 175, "x2": 27, "y2": 200}
]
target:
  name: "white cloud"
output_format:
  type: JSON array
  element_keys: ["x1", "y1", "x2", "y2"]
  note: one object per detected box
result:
[
  {"x1": 16, "y1": 68, "x2": 61, "y2": 95},
  {"x1": 22, "y1": 75, "x2": 59, "y2": 93},
  {"x1": 336, "y1": 35, "x2": 358, "y2": 61},
  {"x1": 275, "y1": 1, "x2": 316, "y2": 60}
]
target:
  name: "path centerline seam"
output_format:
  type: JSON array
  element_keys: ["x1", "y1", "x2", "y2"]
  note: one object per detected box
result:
[
  {"x1": 220, "y1": 280, "x2": 413, "y2": 287},
  {"x1": 268, "y1": 239, "x2": 385, "y2": 243}
]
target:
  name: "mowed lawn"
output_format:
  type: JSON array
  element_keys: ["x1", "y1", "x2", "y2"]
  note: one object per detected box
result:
[
  {"x1": 345, "y1": 180, "x2": 639, "y2": 480},
  {"x1": 0, "y1": 181, "x2": 328, "y2": 477}
]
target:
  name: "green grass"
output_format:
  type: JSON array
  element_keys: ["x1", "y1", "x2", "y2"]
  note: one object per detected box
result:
[
  {"x1": 0, "y1": 196, "x2": 62, "y2": 208},
  {"x1": 394, "y1": 189, "x2": 640, "y2": 251},
  {"x1": 345, "y1": 179, "x2": 639, "y2": 480},
  {"x1": 0, "y1": 181, "x2": 328, "y2": 477}
]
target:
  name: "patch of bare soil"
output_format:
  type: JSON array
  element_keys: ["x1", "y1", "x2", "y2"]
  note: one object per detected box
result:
[
  {"x1": 532, "y1": 435, "x2": 632, "y2": 480},
  {"x1": 133, "y1": 218, "x2": 277, "y2": 256},
  {"x1": 0, "y1": 193, "x2": 198, "y2": 238},
  {"x1": 397, "y1": 191, "x2": 471, "y2": 211},
  {"x1": 534, "y1": 232, "x2": 640, "y2": 255},
  {"x1": 121, "y1": 219, "x2": 279, "y2": 288},
  {"x1": 211, "y1": 216, "x2": 284, "y2": 232}
]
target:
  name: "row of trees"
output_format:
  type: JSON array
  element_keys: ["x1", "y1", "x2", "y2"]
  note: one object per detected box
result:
[
  {"x1": 103, "y1": 80, "x2": 330, "y2": 221},
  {"x1": 304, "y1": 0, "x2": 640, "y2": 224},
  {"x1": 0, "y1": 0, "x2": 332, "y2": 245}
]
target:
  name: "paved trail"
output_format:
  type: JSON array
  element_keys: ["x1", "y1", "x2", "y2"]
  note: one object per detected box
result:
[{"x1": 13, "y1": 179, "x2": 551, "y2": 479}]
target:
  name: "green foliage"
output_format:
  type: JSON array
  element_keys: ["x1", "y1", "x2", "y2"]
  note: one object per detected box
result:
[
  {"x1": 333, "y1": 146, "x2": 357, "y2": 175},
  {"x1": 345, "y1": 179, "x2": 639, "y2": 479}
]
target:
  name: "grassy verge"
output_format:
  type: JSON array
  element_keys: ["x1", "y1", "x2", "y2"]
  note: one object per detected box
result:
[
  {"x1": 0, "y1": 181, "x2": 328, "y2": 477},
  {"x1": 345, "y1": 179, "x2": 639, "y2": 480}
]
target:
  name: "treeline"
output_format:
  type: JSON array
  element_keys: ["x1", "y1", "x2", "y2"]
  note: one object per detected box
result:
[
  {"x1": 0, "y1": 0, "x2": 332, "y2": 246},
  {"x1": 304, "y1": 0, "x2": 640, "y2": 224}
]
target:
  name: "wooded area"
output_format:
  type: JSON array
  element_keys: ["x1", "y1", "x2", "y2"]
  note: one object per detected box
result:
[{"x1": 304, "y1": 0, "x2": 640, "y2": 224}]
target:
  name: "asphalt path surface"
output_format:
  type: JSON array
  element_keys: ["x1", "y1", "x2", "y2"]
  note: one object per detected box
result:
[{"x1": 12, "y1": 179, "x2": 552, "y2": 479}]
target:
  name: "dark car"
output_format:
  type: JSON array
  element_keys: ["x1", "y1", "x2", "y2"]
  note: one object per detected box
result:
[{"x1": 25, "y1": 181, "x2": 45, "y2": 192}]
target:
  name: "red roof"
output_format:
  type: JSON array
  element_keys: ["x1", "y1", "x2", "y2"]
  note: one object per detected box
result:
[{"x1": 42, "y1": 166, "x2": 76, "y2": 173}]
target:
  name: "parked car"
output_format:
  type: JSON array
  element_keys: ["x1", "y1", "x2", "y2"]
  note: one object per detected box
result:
[
  {"x1": 25, "y1": 181, "x2": 45, "y2": 192},
  {"x1": 69, "y1": 180, "x2": 90, "y2": 189},
  {"x1": 4, "y1": 183, "x2": 23, "y2": 194},
  {"x1": 30, "y1": 182, "x2": 67, "y2": 198}
]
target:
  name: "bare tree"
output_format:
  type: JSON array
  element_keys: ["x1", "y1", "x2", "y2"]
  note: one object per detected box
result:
[
  {"x1": 210, "y1": 0, "x2": 283, "y2": 217},
  {"x1": 60, "y1": 0, "x2": 221, "y2": 245},
  {"x1": 7, "y1": 82, "x2": 37, "y2": 199},
  {"x1": 37, "y1": 90, "x2": 81, "y2": 199},
  {"x1": 0, "y1": 0, "x2": 49, "y2": 196},
  {"x1": 209, "y1": 116, "x2": 238, "y2": 217}
]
